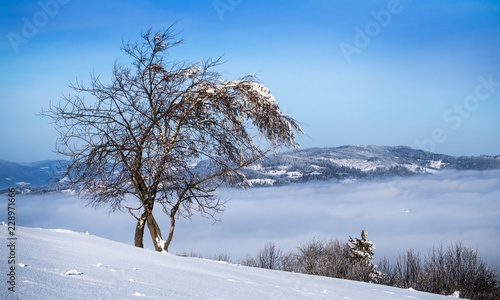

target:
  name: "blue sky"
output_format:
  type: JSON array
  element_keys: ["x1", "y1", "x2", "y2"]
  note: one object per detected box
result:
[{"x1": 1, "y1": 0, "x2": 499, "y2": 162}]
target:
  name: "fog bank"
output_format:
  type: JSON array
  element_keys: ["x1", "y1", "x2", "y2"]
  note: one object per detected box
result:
[{"x1": 8, "y1": 170, "x2": 500, "y2": 267}]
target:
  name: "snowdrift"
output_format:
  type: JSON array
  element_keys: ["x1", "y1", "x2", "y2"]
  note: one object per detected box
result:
[{"x1": 1, "y1": 226, "x2": 454, "y2": 299}]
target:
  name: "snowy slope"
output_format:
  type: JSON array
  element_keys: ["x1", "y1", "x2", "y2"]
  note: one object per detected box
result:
[{"x1": 1, "y1": 226, "x2": 453, "y2": 300}]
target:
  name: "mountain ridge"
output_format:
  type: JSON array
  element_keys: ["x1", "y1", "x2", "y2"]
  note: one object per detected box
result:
[
  {"x1": 1, "y1": 145, "x2": 499, "y2": 190},
  {"x1": 235, "y1": 145, "x2": 500, "y2": 186}
]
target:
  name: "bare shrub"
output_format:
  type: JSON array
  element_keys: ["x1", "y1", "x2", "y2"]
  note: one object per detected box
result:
[
  {"x1": 179, "y1": 250, "x2": 231, "y2": 263},
  {"x1": 294, "y1": 238, "x2": 376, "y2": 282},
  {"x1": 240, "y1": 242, "x2": 283, "y2": 270},
  {"x1": 379, "y1": 242, "x2": 500, "y2": 299}
]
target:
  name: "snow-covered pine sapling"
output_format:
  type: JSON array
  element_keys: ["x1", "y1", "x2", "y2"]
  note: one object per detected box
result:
[
  {"x1": 348, "y1": 230, "x2": 383, "y2": 283},
  {"x1": 348, "y1": 230, "x2": 375, "y2": 264}
]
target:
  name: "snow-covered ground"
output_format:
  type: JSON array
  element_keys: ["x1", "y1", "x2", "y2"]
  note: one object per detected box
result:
[{"x1": 1, "y1": 226, "x2": 455, "y2": 299}]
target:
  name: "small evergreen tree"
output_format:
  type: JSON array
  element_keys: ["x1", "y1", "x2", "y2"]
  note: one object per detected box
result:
[
  {"x1": 349, "y1": 230, "x2": 375, "y2": 263},
  {"x1": 348, "y1": 230, "x2": 382, "y2": 283}
]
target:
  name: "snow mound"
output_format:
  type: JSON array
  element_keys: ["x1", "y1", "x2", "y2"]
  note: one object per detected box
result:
[
  {"x1": 449, "y1": 291, "x2": 460, "y2": 298},
  {"x1": 63, "y1": 269, "x2": 83, "y2": 275}
]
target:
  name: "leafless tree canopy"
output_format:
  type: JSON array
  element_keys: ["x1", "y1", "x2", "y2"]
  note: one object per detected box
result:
[{"x1": 40, "y1": 26, "x2": 302, "y2": 251}]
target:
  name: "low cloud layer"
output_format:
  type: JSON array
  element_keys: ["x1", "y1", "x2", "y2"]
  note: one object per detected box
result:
[{"x1": 7, "y1": 170, "x2": 500, "y2": 267}]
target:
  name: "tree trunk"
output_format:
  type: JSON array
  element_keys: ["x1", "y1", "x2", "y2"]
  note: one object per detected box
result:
[
  {"x1": 164, "y1": 213, "x2": 176, "y2": 253},
  {"x1": 146, "y1": 213, "x2": 164, "y2": 252},
  {"x1": 134, "y1": 212, "x2": 147, "y2": 248}
]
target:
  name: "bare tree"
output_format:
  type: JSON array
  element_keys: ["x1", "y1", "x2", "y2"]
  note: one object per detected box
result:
[
  {"x1": 39, "y1": 26, "x2": 302, "y2": 252},
  {"x1": 379, "y1": 242, "x2": 500, "y2": 299},
  {"x1": 240, "y1": 242, "x2": 283, "y2": 270},
  {"x1": 256, "y1": 242, "x2": 283, "y2": 270}
]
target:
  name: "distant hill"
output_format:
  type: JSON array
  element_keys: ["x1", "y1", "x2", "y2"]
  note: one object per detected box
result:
[
  {"x1": 0, "y1": 160, "x2": 68, "y2": 190},
  {"x1": 1, "y1": 145, "x2": 499, "y2": 190},
  {"x1": 234, "y1": 145, "x2": 500, "y2": 186}
]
